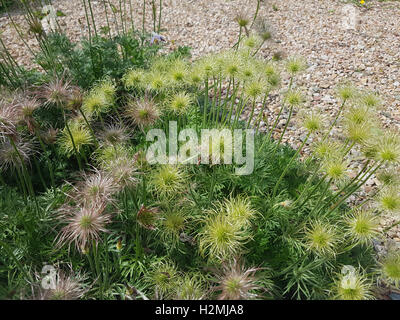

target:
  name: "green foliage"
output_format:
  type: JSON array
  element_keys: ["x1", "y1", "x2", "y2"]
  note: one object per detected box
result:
[{"x1": 35, "y1": 32, "x2": 160, "y2": 89}]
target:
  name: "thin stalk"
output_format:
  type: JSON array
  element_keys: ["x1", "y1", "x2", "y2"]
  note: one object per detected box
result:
[
  {"x1": 8, "y1": 137, "x2": 38, "y2": 210},
  {"x1": 272, "y1": 131, "x2": 311, "y2": 198},
  {"x1": 62, "y1": 110, "x2": 83, "y2": 171},
  {"x1": 79, "y1": 108, "x2": 99, "y2": 148},
  {"x1": 383, "y1": 220, "x2": 400, "y2": 233},
  {"x1": 309, "y1": 177, "x2": 333, "y2": 217},
  {"x1": 33, "y1": 157, "x2": 47, "y2": 190},
  {"x1": 272, "y1": 104, "x2": 294, "y2": 157},
  {"x1": 142, "y1": 0, "x2": 146, "y2": 38},
  {"x1": 295, "y1": 173, "x2": 328, "y2": 210},
  {"x1": 102, "y1": 0, "x2": 113, "y2": 39},
  {"x1": 322, "y1": 99, "x2": 347, "y2": 142},
  {"x1": 326, "y1": 161, "x2": 383, "y2": 215},
  {"x1": 246, "y1": 98, "x2": 257, "y2": 129},
  {"x1": 202, "y1": 77, "x2": 209, "y2": 127},
  {"x1": 87, "y1": 0, "x2": 98, "y2": 37},
  {"x1": 250, "y1": 0, "x2": 261, "y2": 28},
  {"x1": 34, "y1": 129, "x2": 55, "y2": 188},
  {"x1": 255, "y1": 92, "x2": 269, "y2": 132},
  {"x1": 158, "y1": 0, "x2": 162, "y2": 33}
]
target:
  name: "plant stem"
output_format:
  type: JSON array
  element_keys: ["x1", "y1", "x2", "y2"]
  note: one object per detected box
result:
[{"x1": 272, "y1": 132, "x2": 311, "y2": 198}]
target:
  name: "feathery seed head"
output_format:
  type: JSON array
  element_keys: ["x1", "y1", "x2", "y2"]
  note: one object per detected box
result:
[
  {"x1": 123, "y1": 69, "x2": 145, "y2": 90},
  {"x1": 255, "y1": 19, "x2": 273, "y2": 41},
  {"x1": 312, "y1": 140, "x2": 343, "y2": 160},
  {"x1": 40, "y1": 77, "x2": 72, "y2": 106},
  {"x1": 168, "y1": 92, "x2": 193, "y2": 115},
  {"x1": 346, "y1": 210, "x2": 379, "y2": 245},
  {"x1": 0, "y1": 102, "x2": 19, "y2": 138},
  {"x1": 322, "y1": 157, "x2": 349, "y2": 182},
  {"x1": 377, "y1": 168, "x2": 400, "y2": 187},
  {"x1": 149, "y1": 165, "x2": 187, "y2": 198},
  {"x1": 33, "y1": 269, "x2": 87, "y2": 300},
  {"x1": 0, "y1": 137, "x2": 34, "y2": 171},
  {"x1": 224, "y1": 195, "x2": 257, "y2": 228},
  {"x1": 380, "y1": 251, "x2": 400, "y2": 288},
  {"x1": 198, "y1": 212, "x2": 248, "y2": 261},
  {"x1": 107, "y1": 155, "x2": 138, "y2": 189},
  {"x1": 284, "y1": 89, "x2": 305, "y2": 107},
  {"x1": 234, "y1": 11, "x2": 251, "y2": 27},
  {"x1": 336, "y1": 83, "x2": 358, "y2": 102},
  {"x1": 161, "y1": 210, "x2": 187, "y2": 243},
  {"x1": 285, "y1": 56, "x2": 307, "y2": 75},
  {"x1": 214, "y1": 258, "x2": 262, "y2": 300},
  {"x1": 148, "y1": 259, "x2": 179, "y2": 299},
  {"x1": 99, "y1": 122, "x2": 130, "y2": 146},
  {"x1": 74, "y1": 168, "x2": 119, "y2": 205},
  {"x1": 125, "y1": 97, "x2": 160, "y2": 129},
  {"x1": 59, "y1": 120, "x2": 93, "y2": 156},
  {"x1": 378, "y1": 187, "x2": 400, "y2": 213},
  {"x1": 56, "y1": 201, "x2": 111, "y2": 252},
  {"x1": 300, "y1": 110, "x2": 324, "y2": 133},
  {"x1": 333, "y1": 267, "x2": 374, "y2": 300},
  {"x1": 243, "y1": 34, "x2": 262, "y2": 50},
  {"x1": 374, "y1": 132, "x2": 400, "y2": 163},
  {"x1": 137, "y1": 205, "x2": 160, "y2": 230},
  {"x1": 175, "y1": 273, "x2": 206, "y2": 300},
  {"x1": 360, "y1": 92, "x2": 382, "y2": 109},
  {"x1": 304, "y1": 220, "x2": 337, "y2": 256}
]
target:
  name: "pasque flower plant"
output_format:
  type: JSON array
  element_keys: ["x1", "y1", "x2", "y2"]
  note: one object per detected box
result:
[{"x1": 1, "y1": 5, "x2": 400, "y2": 300}]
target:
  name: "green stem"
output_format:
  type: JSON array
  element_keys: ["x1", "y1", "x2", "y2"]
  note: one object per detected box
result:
[
  {"x1": 272, "y1": 132, "x2": 311, "y2": 198},
  {"x1": 62, "y1": 110, "x2": 83, "y2": 171},
  {"x1": 383, "y1": 220, "x2": 400, "y2": 233}
]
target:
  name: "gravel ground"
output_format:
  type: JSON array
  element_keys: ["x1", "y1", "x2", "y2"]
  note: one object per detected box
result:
[{"x1": 1, "y1": 0, "x2": 400, "y2": 243}]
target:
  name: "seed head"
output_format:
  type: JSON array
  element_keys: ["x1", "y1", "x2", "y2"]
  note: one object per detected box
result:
[
  {"x1": 58, "y1": 120, "x2": 93, "y2": 156},
  {"x1": 332, "y1": 267, "x2": 374, "y2": 300},
  {"x1": 378, "y1": 187, "x2": 400, "y2": 213},
  {"x1": 149, "y1": 165, "x2": 187, "y2": 198},
  {"x1": 0, "y1": 101, "x2": 19, "y2": 138},
  {"x1": 322, "y1": 157, "x2": 349, "y2": 182},
  {"x1": 304, "y1": 220, "x2": 337, "y2": 256},
  {"x1": 175, "y1": 273, "x2": 206, "y2": 300},
  {"x1": 380, "y1": 251, "x2": 400, "y2": 288},
  {"x1": 346, "y1": 210, "x2": 379, "y2": 245},
  {"x1": 137, "y1": 205, "x2": 160, "y2": 230},
  {"x1": 224, "y1": 195, "x2": 257, "y2": 228},
  {"x1": 32, "y1": 269, "x2": 87, "y2": 300},
  {"x1": 40, "y1": 77, "x2": 72, "y2": 106},
  {"x1": 148, "y1": 259, "x2": 179, "y2": 299},
  {"x1": 234, "y1": 11, "x2": 251, "y2": 28},
  {"x1": 243, "y1": 34, "x2": 262, "y2": 50},
  {"x1": 284, "y1": 89, "x2": 305, "y2": 107},
  {"x1": 198, "y1": 212, "x2": 249, "y2": 261},
  {"x1": 255, "y1": 18, "x2": 273, "y2": 41},
  {"x1": 377, "y1": 168, "x2": 400, "y2": 187},
  {"x1": 168, "y1": 92, "x2": 193, "y2": 115},
  {"x1": 72, "y1": 168, "x2": 119, "y2": 205},
  {"x1": 160, "y1": 210, "x2": 187, "y2": 244},
  {"x1": 300, "y1": 110, "x2": 324, "y2": 133},
  {"x1": 98, "y1": 122, "x2": 130, "y2": 146},
  {"x1": 244, "y1": 80, "x2": 265, "y2": 99},
  {"x1": 56, "y1": 201, "x2": 111, "y2": 252},
  {"x1": 214, "y1": 258, "x2": 262, "y2": 300},
  {"x1": 312, "y1": 140, "x2": 343, "y2": 160},
  {"x1": 123, "y1": 69, "x2": 145, "y2": 90},
  {"x1": 106, "y1": 155, "x2": 139, "y2": 189},
  {"x1": 336, "y1": 83, "x2": 358, "y2": 102},
  {"x1": 125, "y1": 97, "x2": 160, "y2": 129},
  {"x1": 285, "y1": 56, "x2": 307, "y2": 75}
]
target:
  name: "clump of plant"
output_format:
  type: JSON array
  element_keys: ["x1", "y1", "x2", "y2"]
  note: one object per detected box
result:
[{"x1": 1, "y1": 2, "x2": 399, "y2": 301}]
